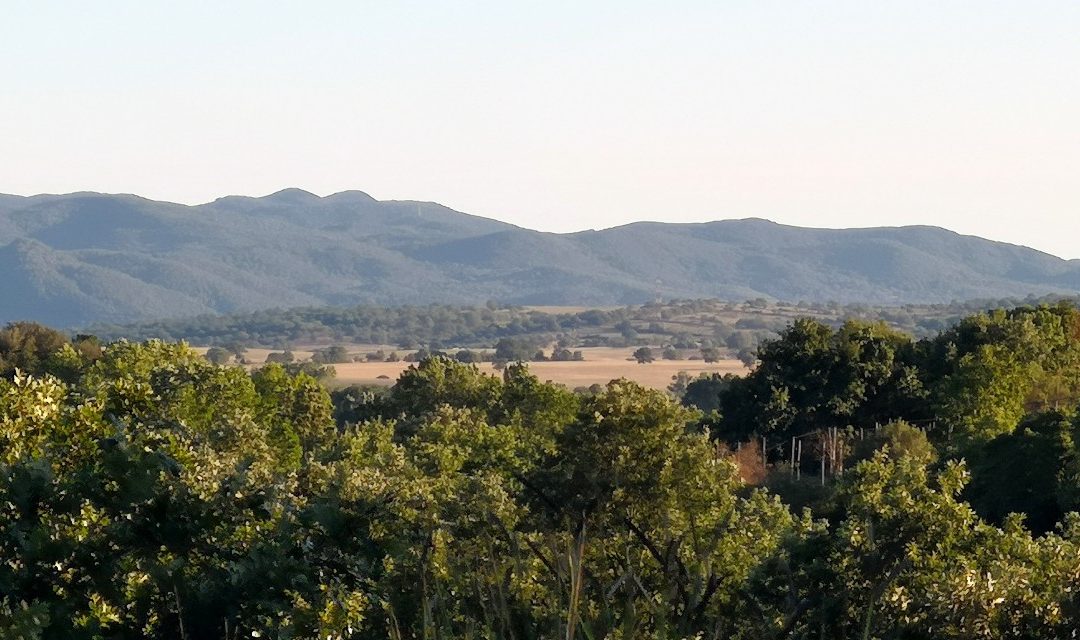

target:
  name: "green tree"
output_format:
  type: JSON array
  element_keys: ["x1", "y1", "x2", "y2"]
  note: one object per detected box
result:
[
  {"x1": 0, "y1": 321, "x2": 70, "y2": 377},
  {"x1": 265, "y1": 349, "x2": 295, "y2": 363},
  {"x1": 718, "y1": 319, "x2": 926, "y2": 443},
  {"x1": 537, "y1": 380, "x2": 794, "y2": 637},
  {"x1": 494, "y1": 337, "x2": 534, "y2": 363},
  {"x1": 700, "y1": 346, "x2": 722, "y2": 363},
  {"x1": 965, "y1": 410, "x2": 1076, "y2": 534},
  {"x1": 850, "y1": 419, "x2": 938, "y2": 466},
  {"x1": 756, "y1": 455, "x2": 1080, "y2": 639},
  {"x1": 204, "y1": 346, "x2": 231, "y2": 364},
  {"x1": 681, "y1": 372, "x2": 735, "y2": 414},
  {"x1": 921, "y1": 304, "x2": 1080, "y2": 449},
  {"x1": 312, "y1": 344, "x2": 351, "y2": 364}
]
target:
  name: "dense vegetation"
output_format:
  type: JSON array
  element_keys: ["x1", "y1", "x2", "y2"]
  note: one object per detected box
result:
[
  {"x1": 88, "y1": 295, "x2": 1077, "y2": 356},
  {"x1": 4, "y1": 303, "x2": 1080, "y2": 638},
  {"x1": 5, "y1": 190, "x2": 1080, "y2": 326}
]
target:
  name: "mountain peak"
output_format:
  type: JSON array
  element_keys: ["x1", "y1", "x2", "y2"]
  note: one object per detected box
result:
[
  {"x1": 262, "y1": 188, "x2": 321, "y2": 203},
  {"x1": 325, "y1": 190, "x2": 376, "y2": 203}
]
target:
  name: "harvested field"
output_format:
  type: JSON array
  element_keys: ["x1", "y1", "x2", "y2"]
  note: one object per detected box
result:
[
  {"x1": 195, "y1": 346, "x2": 747, "y2": 390},
  {"x1": 331, "y1": 347, "x2": 746, "y2": 390}
]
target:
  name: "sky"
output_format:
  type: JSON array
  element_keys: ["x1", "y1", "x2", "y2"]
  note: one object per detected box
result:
[{"x1": 2, "y1": 1, "x2": 1079, "y2": 257}]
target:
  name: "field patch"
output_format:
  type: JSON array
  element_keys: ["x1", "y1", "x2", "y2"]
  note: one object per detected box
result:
[{"x1": 333, "y1": 347, "x2": 745, "y2": 389}]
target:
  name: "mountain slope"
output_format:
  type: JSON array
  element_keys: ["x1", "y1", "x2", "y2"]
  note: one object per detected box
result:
[{"x1": 1, "y1": 190, "x2": 1078, "y2": 326}]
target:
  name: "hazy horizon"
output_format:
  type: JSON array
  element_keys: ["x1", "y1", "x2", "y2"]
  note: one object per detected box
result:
[{"x1": 4, "y1": 2, "x2": 1078, "y2": 257}]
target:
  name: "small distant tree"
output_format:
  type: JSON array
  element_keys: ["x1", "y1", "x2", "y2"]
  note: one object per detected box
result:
[
  {"x1": 572, "y1": 350, "x2": 585, "y2": 361},
  {"x1": 633, "y1": 347, "x2": 655, "y2": 364},
  {"x1": 221, "y1": 341, "x2": 248, "y2": 359},
  {"x1": 615, "y1": 320, "x2": 639, "y2": 342},
  {"x1": 284, "y1": 361, "x2": 336, "y2": 382},
  {"x1": 671, "y1": 333, "x2": 697, "y2": 349},
  {"x1": 700, "y1": 347, "x2": 722, "y2": 363},
  {"x1": 726, "y1": 331, "x2": 756, "y2": 350},
  {"x1": 205, "y1": 347, "x2": 231, "y2": 365},
  {"x1": 313, "y1": 345, "x2": 351, "y2": 364},
  {"x1": 662, "y1": 346, "x2": 680, "y2": 360},
  {"x1": 265, "y1": 350, "x2": 295, "y2": 364},
  {"x1": 455, "y1": 349, "x2": 483, "y2": 364},
  {"x1": 551, "y1": 348, "x2": 572, "y2": 361},
  {"x1": 736, "y1": 347, "x2": 757, "y2": 367},
  {"x1": 385, "y1": 351, "x2": 401, "y2": 362},
  {"x1": 494, "y1": 338, "x2": 534, "y2": 362}
]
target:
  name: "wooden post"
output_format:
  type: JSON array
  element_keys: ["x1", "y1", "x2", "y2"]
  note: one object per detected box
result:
[
  {"x1": 761, "y1": 436, "x2": 767, "y2": 470},
  {"x1": 791, "y1": 436, "x2": 796, "y2": 474},
  {"x1": 825, "y1": 428, "x2": 832, "y2": 477},
  {"x1": 833, "y1": 427, "x2": 839, "y2": 475},
  {"x1": 837, "y1": 427, "x2": 844, "y2": 476},
  {"x1": 797, "y1": 440, "x2": 802, "y2": 480}
]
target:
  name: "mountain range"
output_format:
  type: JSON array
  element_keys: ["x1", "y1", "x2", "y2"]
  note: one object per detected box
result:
[{"x1": 1, "y1": 188, "x2": 1079, "y2": 327}]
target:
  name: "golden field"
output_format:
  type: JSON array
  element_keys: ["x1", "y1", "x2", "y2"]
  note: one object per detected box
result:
[{"x1": 197, "y1": 346, "x2": 746, "y2": 390}]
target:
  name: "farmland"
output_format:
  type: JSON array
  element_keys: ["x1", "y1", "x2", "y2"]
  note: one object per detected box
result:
[
  {"x1": 197, "y1": 345, "x2": 747, "y2": 390},
  {"x1": 93, "y1": 294, "x2": 1078, "y2": 361}
]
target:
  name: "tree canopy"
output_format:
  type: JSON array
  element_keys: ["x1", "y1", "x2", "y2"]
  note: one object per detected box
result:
[{"x1": 4, "y1": 304, "x2": 1080, "y2": 638}]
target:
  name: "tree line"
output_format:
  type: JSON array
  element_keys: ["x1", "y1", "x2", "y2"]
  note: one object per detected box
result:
[{"x1": 84, "y1": 295, "x2": 1079, "y2": 356}]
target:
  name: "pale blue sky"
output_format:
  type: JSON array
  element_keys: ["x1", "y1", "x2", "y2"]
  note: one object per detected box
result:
[{"x1": 2, "y1": 1, "x2": 1078, "y2": 257}]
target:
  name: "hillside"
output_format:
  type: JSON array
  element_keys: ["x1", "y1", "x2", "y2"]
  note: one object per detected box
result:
[{"x1": 2, "y1": 189, "x2": 1080, "y2": 326}]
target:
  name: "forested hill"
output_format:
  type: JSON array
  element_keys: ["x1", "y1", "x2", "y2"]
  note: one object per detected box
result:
[{"x1": 3, "y1": 189, "x2": 1080, "y2": 326}]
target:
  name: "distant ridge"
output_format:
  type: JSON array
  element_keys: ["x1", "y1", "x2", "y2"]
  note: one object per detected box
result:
[{"x1": 1, "y1": 189, "x2": 1078, "y2": 326}]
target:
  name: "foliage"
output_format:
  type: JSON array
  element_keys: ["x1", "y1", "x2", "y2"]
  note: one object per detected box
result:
[
  {"x1": 964, "y1": 410, "x2": 1078, "y2": 534},
  {"x1": 751, "y1": 455, "x2": 1080, "y2": 639},
  {"x1": 203, "y1": 345, "x2": 232, "y2": 365},
  {"x1": 715, "y1": 319, "x2": 927, "y2": 443},
  {"x1": 850, "y1": 420, "x2": 938, "y2": 466},
  {"x1": 312, "y1": 344, "x2": 352, "y2": 364},
  {"x1": 921, "y1": 303, "x2": 1080, "y2": 449},
  {"x1": 6, "y1": 303, "x2": 1080, "y2": 637},
  {"x1": 0, "y1": 322, "x2": 72, "y2": 377}
]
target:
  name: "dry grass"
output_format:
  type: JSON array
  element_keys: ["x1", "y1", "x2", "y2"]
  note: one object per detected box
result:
[
  {"x1": 194, "y1": 345, "x2": 747, "y2": 390},
  {"x1": 521, "y1": 305, "x2": 620, "y2": 314},
  {"x1": 333, "y1": 347, "x2": 746, "y2": 390}
]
